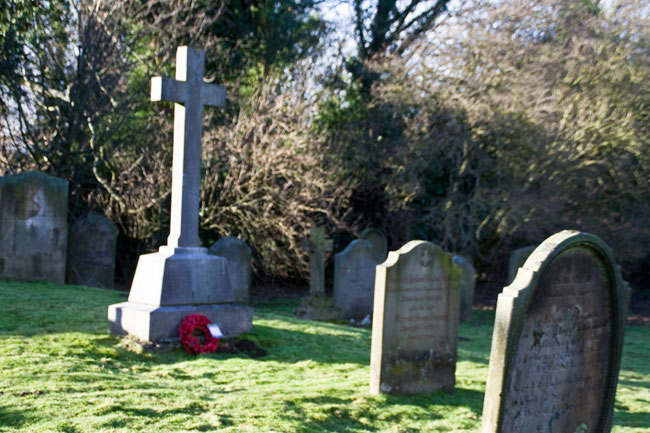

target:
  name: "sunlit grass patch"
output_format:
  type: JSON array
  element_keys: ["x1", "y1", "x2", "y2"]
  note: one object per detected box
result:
[{"x1": 0, "y1": 281, "x2": 648, "y2": 432}]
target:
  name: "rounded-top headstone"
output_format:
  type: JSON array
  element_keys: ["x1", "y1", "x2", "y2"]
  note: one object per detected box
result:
[
  {"x1": 452, "y1": 255, "x2": 475, "y2": 322},
  {"x1": 67, "y1": 214, "x2": 118, "y2": 289},
  {"x1": 507, "y1": 245, "x2": 536, "y2": 284},
  {"x1": 0, "y1": 171, "x2": 69, "y2": 284},
  {"x1": 333, "y1": 239, "x2": 377, "y2": 320},
  {"x1": 209, "y1": 236, "x2": 252, "y2": 304},
  {"x1": 360, "y1": 228, "x2": 388, "y2": 264},
  {"x1": 370, "y1": 240, "x2": 462, "y2": 395},
  {"x1": 481, "y1": 230, "x2": 629, "y2": 433}
]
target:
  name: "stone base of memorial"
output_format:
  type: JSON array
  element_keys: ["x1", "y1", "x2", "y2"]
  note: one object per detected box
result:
[
  {"x1": 294, "y1": 293, "x2": 341, "y2": 321},
  {"x1": 108, "y1": 247, "x2": 253, "y2": 342}
]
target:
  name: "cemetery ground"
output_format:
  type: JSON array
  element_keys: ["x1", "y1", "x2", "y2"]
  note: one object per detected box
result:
[{"x1": 0, "y1": 282, "x2": 649, "y2": 433}]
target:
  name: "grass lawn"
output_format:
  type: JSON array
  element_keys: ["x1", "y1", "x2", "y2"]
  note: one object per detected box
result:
[{"x1": 0, "y1": 281, "x2": 649, "y2": 432}]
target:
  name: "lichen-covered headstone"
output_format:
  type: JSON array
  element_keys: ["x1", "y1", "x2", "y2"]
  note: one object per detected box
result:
[
  {"x1": 453, "y1": 255, "x2": 475, "y2": 322},
  {"x1": 360, "y1": 228, "x2": 388, "y2": 263},
  {"x1": 0, "y1": 171, "x2": 68, "y2": 284},
  {"x1": 209, "y1": 236, "x2": 252, "y2": 304},
  {"x1": 333, "y1": 239, "x2": 377, "y2": 319},
  {"x1": 370, "y1": 240, "x2": 462, "y2": 395},
  {"x1": 294, "y1": 226, "x2": 341, "y2": 320},
  {"x1": 67, "y1": 214, "x2": 117, "y2": 289},
  {"x1": 481, "y1": 231, "x2": 629, "y2": 433},
  {"x1": 506, "y1": 245, "x2": 536, "y2": 284}
]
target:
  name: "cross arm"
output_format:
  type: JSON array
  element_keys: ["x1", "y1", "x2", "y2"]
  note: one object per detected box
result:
[
  {"x1": 201, "y1": 83, "x2": 226, "y2": 107},
  {"x1": 151, "y1": 76, "x2": 187, "y2": 103}
]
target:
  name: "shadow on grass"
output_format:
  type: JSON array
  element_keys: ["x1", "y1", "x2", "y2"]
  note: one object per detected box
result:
[
  {"x1": 248, "y1": 323, "x2": 369, "y2": 365},
  {"x1": 0, "y1": 405, "x2": 27, "y2": 428},
  {"x1": 97, "y1": 403, "x2": 234, "y2": 430},
  {"x1": 277, "y1": 388, "x2": 484, "y2": 433},
  {"x1": 614, "y1": 406, "x2": 650, "y2": 429},
  {"x1": 0, "y1": 281, "x2": 127, "y2": 337}
]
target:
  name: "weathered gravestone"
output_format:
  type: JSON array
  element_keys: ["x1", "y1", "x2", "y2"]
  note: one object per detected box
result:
[
  {"x1": 333, "y1": 239, "x2": 377, "y2": 320},
  {"x1": 108, "y1": 46, "x2": 253, "y2": 342},
  {"x1": 506, "y1": 245, "x2": 536, "y2": 284},
  {"x1": 453, "y1": 255, "x2": 475, "y2": 322},
  {"x1": 0, "y1": 171, "x2": 68, "y2": 284},
  {"x1": 360, "y1": 227, "x2": 388, "y2": 264},
  {"x1": 294, "y1": 226, "x2": 340, "y2": 320},
  {"x1": 370, "y1": 241, "x2": 462, "y2": 395},
  {"x1": 481, "y1": 230, "x2": 629, "y2": 433},
  {"x1": 67, "y1": 214, "x2": 117, "y2": 289},
  {"x1": 209, "y1": 236, "x2": 252, "y2": 304},
  {"x1": 303, "y1": 226, "x2": 332, "y2": 295}
]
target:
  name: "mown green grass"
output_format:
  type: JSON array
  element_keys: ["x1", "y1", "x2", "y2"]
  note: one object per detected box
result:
[{"x1": 0, "y1": 281, "x2": 648, "y2": 432}]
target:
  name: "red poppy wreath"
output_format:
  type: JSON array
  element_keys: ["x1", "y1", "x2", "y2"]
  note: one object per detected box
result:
[{"x1": 178, "y1": 314, "x2": 220, "y2": 354}]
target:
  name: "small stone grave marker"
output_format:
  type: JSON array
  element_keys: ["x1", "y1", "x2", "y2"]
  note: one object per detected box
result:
[
  {"x1": 370, "y1": 240, "x2": 462, "y2": 395},
  {"x1": 453, "y1": 255, "x2": 475, "y2": 322},
  {"x1": 294, "y1": 226, "x2": 340, "y2": 320},
  {"x1": 67, "y1": 214, "x2": 118, "y2": 289},
  {"x1": 360, "y1": 228, "x2": 388, "y2": 263},
  {"x1": 209, "y1": 236, "x2": 252, "y2": 304},
  {"x1": 333, "y1": 239, "x2": 377, "y2": 320},
  {"x1": 0, "y1": 171, "x2": 68, "y2": 284},
  {"x1": 506, "y1": 245, "x2": 535, "y2": 284},
  {"x1": 303, "y1": 226, "x2": 333, "y2": 295},
  {"x1": 481, "y1": 230, "x2": 629, "y2": 433}
]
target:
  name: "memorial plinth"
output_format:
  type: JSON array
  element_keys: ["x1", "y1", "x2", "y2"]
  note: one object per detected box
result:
[{"x1": 108, "y1": 47, "x2": 253, "y2": 343}]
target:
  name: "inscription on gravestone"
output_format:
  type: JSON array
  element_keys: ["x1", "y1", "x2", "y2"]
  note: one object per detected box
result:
[
  {"x1": 370, "y1": 241, "x2": 461, "y2": 395},
  {"x1": 482, "y1": 231, "x2": 629, "y2": 433}
]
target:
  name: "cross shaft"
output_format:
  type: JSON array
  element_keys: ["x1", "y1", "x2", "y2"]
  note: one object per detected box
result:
[{"x1": 151, "y1": 46, "x2": 226, "y2": 248}]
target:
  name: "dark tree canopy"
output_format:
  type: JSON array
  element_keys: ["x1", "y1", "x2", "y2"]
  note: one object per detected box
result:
[{"x1": 354, "y1": 0, "x2": 450, "y2": 60}]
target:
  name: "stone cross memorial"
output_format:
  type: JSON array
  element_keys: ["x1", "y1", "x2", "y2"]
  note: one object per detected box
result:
[
  {"x1": 0, "y1": 171, "x2": 68, "y2": 284},
  {"x1": 481, "y1": 230, "x2": 629, "y2": 433},
  {"x1": 294, "y1": 226, "x2": 340, "y2": 321},
  {"x1": 370, "y1": 241, "x2": 462, "y2": 395},
  {"x1": 303, "y1": 226, "x2": 333, "y2": 295},
  {"x1": 108, "y1": 46, "x2": 253, "y2": 342}
]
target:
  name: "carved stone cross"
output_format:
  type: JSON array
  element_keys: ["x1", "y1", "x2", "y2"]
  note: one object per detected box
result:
[
  {"x1": 151, "y1": 46, "x2": 226, "y2": 248},
  {"x1": 302, "y1": 226, "x2": 333, "y2": 295}
]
